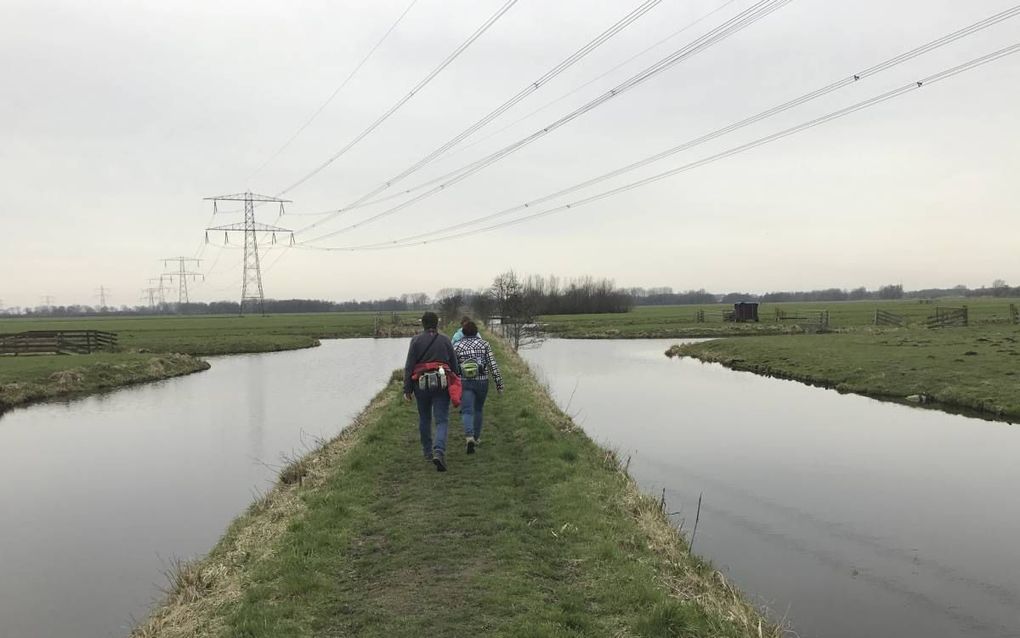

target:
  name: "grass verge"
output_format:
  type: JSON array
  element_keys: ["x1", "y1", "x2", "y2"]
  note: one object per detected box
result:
[
  {"x1": 134, "y1": 339, "x2": 776, "y2": 638},
  {"x1": 0, "y1": 353, "x2": 210, "y2": 413},
  {"x1": 670, "y1": 327, "x2": 1020, "y2": 421}
]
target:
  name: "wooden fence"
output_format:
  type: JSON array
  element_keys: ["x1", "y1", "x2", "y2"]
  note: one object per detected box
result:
[
  {"x1": 926, "y1": 306, "x2": 968, "y2": 328},
  {"x1": 775, "y1": 308, "x2": 830, "y2": 328},
  {"x1": 0, "y1": 330, "x2": 118, "y2": 355},
  {"x1": 874, "y1": 309, "x2": 906, "y2": 327}
]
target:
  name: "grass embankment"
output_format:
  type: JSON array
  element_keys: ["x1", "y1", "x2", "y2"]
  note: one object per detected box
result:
[
  {"x1": 0, "y1": 312, "x2": 420, "y2": 410},
  {"x1": 0, "y1": 312, "x2": 419, "y2": 355},
  {"x1": 0, "y1": 352, "x2": 209, "y2": 413},
  {"x1": 670, "y1": 327, "x2": 1020, "y2": 420},
  {"x1": 135, "y1": 339, "x2": 775, "y2": 638},
  {"x1": 542, "y1": 298, "x2": 1019, "y2": 339}
]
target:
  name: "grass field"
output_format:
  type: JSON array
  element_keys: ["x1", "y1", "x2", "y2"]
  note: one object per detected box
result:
[
  {"x1": 0, "y1": 312, "x2": 420, "y2": 355},
  {"x1": 541, "y1": 298, "x2": 1019, "y2": 338},
  {"x1": 135, "y1": 339, "x2": 774, "y2": 638},
  {"x1": 0, "y1": 352, "x2": 209, "y2": 412},
  {"x1": 0, "y1": 312, "x2": 420, "y2": 410},
  {"x1": 670, "y1": 326, "x2": 1020, "y2": 421}
]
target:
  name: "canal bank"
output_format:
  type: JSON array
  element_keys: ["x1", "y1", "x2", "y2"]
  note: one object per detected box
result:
[
  {"x1": 0, "y1": 353, "x2": 210, "y2": 413},
  {"x1": 134, "y1": 337, "x2": 774, "y2": 638},
  {"x1": 523, "y1": 339, "x2": 1020, "y2": 638}
]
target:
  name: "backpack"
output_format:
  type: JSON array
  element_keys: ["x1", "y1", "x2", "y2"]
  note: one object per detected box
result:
[{"x1": 459, "y1": 349, "x2": 486, "y2": 379}]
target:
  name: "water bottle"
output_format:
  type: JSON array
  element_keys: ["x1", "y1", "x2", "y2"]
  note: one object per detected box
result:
[{"x1": 438, "y1": 366, "x2": 447, "y2": 389}]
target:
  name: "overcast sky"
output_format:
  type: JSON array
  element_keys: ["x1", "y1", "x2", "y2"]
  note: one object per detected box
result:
[{"x1": 2, "y1": 0, "x2": 1018, "y2": 308}]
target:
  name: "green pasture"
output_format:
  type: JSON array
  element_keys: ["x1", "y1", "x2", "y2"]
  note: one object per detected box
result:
[
  {"x1": 541, "y1": 298, "x2": 1019, "y2": 338},
  {"x1": 0, "y1": 311, "x2": 419, "y2": 355},
  {"x1": 671, "y1": 325, "x2": 1020, "y2": 420}
]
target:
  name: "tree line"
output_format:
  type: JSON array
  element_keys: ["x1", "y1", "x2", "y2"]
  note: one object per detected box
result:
[{"x1": 2, "y1": 279, "x2": 1015, "y2": 318}]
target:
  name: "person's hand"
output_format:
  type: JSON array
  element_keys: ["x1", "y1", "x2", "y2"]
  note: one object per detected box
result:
[
  {"x1": 404, "y1": 393, "x2": 413, "y2": 402},
  {"x1": 496, "y1": 387, "x2": 504, "y2": 396}
]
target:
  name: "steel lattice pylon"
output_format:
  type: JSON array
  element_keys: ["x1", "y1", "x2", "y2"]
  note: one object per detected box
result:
[{"x1": 205, "y1": 191, "x2": 293, "y2": 315}]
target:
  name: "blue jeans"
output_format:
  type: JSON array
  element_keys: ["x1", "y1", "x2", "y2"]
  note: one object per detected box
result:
[
  {"x1": 460, "y1": 378, "x2": 489, "y2": 440},
  {"x1": 414, "y1": 388, "x2": 450, "y2": 455}
]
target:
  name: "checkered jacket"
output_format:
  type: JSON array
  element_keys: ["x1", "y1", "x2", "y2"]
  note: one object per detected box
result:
[{"x1": 453, "y1": 336, "x2": 504, "y2": 391}]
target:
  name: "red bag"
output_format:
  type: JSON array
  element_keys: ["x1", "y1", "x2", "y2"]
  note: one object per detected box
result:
[
  {"x1": 447, "y1": 370, "x2": 462, "y2": 407},
  {"x1": 411, "y1": 362, "x2": 462, "y2": 408}
]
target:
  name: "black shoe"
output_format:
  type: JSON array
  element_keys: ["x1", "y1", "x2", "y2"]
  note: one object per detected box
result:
[
  {"x1": 466, "y1": 437, "x2": 476, "y2": 455},
  {"x1": 432, "y1": 451, "x2": 447, "y2": 472},
  {"x1": 423, "y1": 450, "x2": 432, "y2": 461}
]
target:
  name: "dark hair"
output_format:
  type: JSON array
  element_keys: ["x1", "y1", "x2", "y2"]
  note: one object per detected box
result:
[
  {"x1": 421, "y1": 312, "x2": 439, "y2": 329},
  {"x1": 462, "y1": 321, "x2": 479, "y2": 337},
  {"x1": 460, "y1": 316, "x2": 471, "y2": 326}
]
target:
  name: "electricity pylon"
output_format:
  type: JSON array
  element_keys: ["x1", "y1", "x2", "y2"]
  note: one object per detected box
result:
[
  {"x1": 141, "y1": 287, "x2": 160, "y2": 309},
  {"x1": 95, "y1": 285, "x2": 110, "y2": 310},
  {"x1": 205, "y1": 192, "x2": 293, "y2": 315},
  {"x1": 148, "y1": 276, "x2": 171, "y2": 307},
  {"x1": 162, "y1": 257, "x2": 204, "y2": 306}
]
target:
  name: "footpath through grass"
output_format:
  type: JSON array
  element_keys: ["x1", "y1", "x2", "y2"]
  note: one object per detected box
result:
[
  {"x1": 671, "y1": 327, "x2": 1020, "y2": 421},
  {"x1": 136, "y1": 338, "x2": 774, "y2": 638}
]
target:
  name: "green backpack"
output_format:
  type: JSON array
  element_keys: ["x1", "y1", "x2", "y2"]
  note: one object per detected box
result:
[{"x1": 461, "y1": 356, "x2": 484, "y2": 379}]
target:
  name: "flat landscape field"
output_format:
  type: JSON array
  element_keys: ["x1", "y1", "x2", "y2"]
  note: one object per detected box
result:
[
  {"x1": 0, "y1": 311, "x2": 420, "y2": 355},
  {"x1": 540, "y1": 298, "x2": 1019, "y2": 338},
  {"x1": 0, "y1": 311, "x2": 419, "y2": 411}
]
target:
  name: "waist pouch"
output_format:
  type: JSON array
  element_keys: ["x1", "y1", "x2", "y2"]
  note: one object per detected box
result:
[
  {"x1": 417, "y1": 371, "x2": 448, "y2": 391},
  {"x1": 461, "y1": 360, "x2": 480, "y2": 379}
]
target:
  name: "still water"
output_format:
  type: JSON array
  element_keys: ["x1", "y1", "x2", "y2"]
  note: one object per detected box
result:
[
  {"x1": 0, "y1": 339, "x2": 407, "y2": 638},
  {"x1": 522, "y1": 339, "x2": 1020, "y2": 638}
]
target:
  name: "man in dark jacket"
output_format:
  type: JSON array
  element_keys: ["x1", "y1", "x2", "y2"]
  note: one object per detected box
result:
[{"x1": 404, "y1": 311, "x2": 461, "y2": 471}]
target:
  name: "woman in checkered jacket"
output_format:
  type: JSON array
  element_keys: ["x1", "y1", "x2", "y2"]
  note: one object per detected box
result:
[{"x1": 453, "y1": 321, "x2": 504, "y2": 454}]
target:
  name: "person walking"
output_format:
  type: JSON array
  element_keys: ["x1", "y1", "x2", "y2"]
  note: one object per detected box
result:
[
  {"x1": 453, "y1": 321, "x2": 504, "y2": 454},
  {"x1": 451, "y1": 316, "x2": 471, "y2": 344},
  {"x1": 404, "y1": 312, "x2": 461, "y2": 472}
]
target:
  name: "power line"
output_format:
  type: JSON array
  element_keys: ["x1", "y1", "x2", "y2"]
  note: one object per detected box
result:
[
  {"x1": 245, "y1": 0, "x2": 421, "y2": 183},
  {"x1": 300, "y1": 42, "x2": 1020, "y2": 251},
  {"x1": 435, "y1": 0, "x2": 743, "y2": 167},
  {"x1": 278, "y1": 0, "x2": 520, "y2": 197},
  {"x1": 311, "y1": 0, "x2": 664, "y2": 221},
  {"x1": 287, "y1": 0, "x2": 741, "y2": 220},
  {"x1": 296, "y1": 0, "x2": 794, "y2": 242},
  {"x1": 328, "y1": 4, "x2": 1020, "y2": 250}
]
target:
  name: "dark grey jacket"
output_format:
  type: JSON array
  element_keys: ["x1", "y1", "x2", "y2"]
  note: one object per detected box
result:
[{"x1": 403, "y1": 329, "x2": 460, "y2": 394}]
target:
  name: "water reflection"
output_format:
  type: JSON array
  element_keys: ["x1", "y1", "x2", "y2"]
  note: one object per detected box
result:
[
  {"x1": 0, "y1": 339, "x2": 407, "y2": 638},
  {"x1": 522, "y1": 339, "x2": 1020, "y2": 638}
]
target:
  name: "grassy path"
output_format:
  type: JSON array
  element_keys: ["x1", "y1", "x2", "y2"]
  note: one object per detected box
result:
[
  {"x1": 671, "y1": 327, "x2": 1020, "y2": 420},
  {"x1": 137, "y1": 338, "x2": 772, "y2": 638}
]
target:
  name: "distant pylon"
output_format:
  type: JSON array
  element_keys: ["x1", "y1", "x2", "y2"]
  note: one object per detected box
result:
[
  {"x1": 141, "y1": 287, "x2": 160, "y2": 309},
  {"x1": 205, "y1": 191, "x2": 293, "y2": 315},
  {"x1": 95, "y1": 285, "x2": 110, "y2": 309},
  {"x1": 162, "y1": 257, "x2": 204, "y2": 306},
  {"x1": 149, "y1": 276, "x2": 171, "y2": 307}
]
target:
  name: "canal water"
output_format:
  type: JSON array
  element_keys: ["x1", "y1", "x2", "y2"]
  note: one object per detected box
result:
[
  {"x1": 0, "y1": 339, "x2": 408, "y2": 638},
  {"x1": 522, "y1": 339, "x2": 1020, "y2": 638}
]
